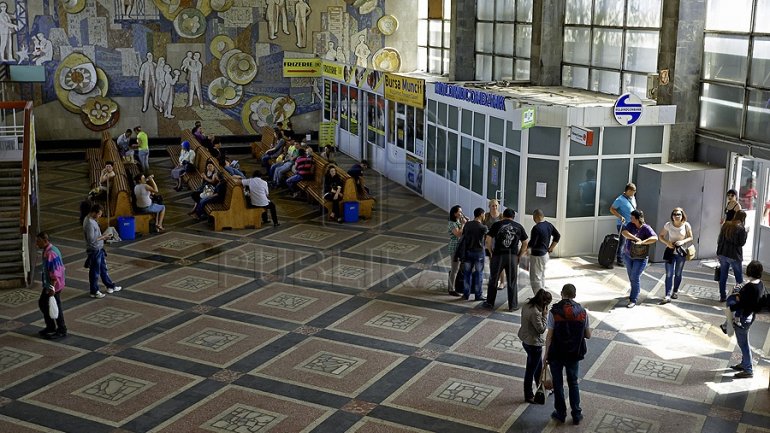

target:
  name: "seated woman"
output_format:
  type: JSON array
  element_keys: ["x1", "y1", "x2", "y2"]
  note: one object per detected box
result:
[
  {"x1": 173, "y1": 141, "x2": 196, "y2": 191},
  {"x1": 320, "y1": 145, "x2": 335, "y2": 161},
  {"x1": 191, "y1": 177, "x2": 226, "y2": 220},
  {"x1": 189, "y1": 160, "x2": 220, "y2": 216},
  {"x1": 99, "y1": 161, "x2": 116, "y2": 190},
  {"x1": 323, "y1": 165, "x2": 344, "y2": 223},
  {"x1": 133, "y1": 174, "x2": 166, "y2": 231},
  {"x1": 192, "y1": 125, "x2": 213, "y2": 150}
]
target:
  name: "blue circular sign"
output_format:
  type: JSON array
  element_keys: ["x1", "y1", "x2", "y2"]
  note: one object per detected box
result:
[{"x1": 613, "y1": 93, "x2": 643, "y2": 126}]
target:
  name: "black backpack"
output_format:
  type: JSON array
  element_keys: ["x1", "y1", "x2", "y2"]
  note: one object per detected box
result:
[{"x1": 758, "y1": 285, "x2": 770, "y2": 313}]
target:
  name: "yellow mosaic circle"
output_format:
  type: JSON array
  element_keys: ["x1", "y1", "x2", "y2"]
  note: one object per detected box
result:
[
  {"x1": 55, "y1": 53, "x2": 109, "y2": 113},
  {"x1": 241, "y1": 95, "x2": 274, "y2": 135},
  {"x1": 210, "y1": 35, "x2": 235, "y2": 59},
  {"x1": 226, "y1": 52, "x2": 257, "y2": 85}
]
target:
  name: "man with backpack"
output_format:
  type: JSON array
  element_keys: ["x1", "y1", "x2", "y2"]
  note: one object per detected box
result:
[{"x1": 483, "y1": 208, "x2": 528, "y2": 311}]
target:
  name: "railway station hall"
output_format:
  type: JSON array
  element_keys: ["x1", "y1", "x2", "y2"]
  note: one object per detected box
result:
[{"x1": 0, "y1": 0, "x2": 769, "y2": 432}]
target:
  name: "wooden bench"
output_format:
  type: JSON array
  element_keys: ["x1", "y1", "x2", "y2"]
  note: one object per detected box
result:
[
  {"x1": 251, "y1": 126, "x2": 277, "y2": 158},
  {"x1": 180, "y1": 131, "x2": 264, "y2": 230}
]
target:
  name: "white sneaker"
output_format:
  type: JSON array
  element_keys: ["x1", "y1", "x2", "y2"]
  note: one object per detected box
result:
[
  {"x1": 626, "y1": 302, "x2": 636, "y2": 308},
  {"x1": 90, "y1": 291, "x2": 106, "y2": 298},
  {"x1": 107, "y1": 286, "x2": 122, "y2": 294}
]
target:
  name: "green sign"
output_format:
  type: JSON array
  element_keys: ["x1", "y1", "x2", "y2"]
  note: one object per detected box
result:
[{"x1": 522, "y1": 108, "x2": 535, "y2": 129}]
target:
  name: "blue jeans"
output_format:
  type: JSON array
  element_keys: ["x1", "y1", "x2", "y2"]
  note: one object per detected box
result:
[
  {"x1": 624, "y1": 253, "x2": 647, "y2": 303},
  {"x1": 718, "y1": 255, "x2": 743, "y2": 300},
  {"x1": 274, "y1": 162, "x2": 294, "y2": 184},
  {"x1": 733, "y1": 320, "x2": 753, "y2": 374},
  {"x1": 664, "y1": 253, "x2": 686, "y2": 297},
  {"x1": 87, "y1": 249, "x2": 115, "y2": 294},
  {"x1": 616, "y1": 223, "x2": 624, "y2": 262},
  {"x1": 522, "y1": 343, "x2": 543, "y2": 400},
  {"x1": 138, "y1": 149, "x2": 150, "y2": 173},
  {"x1": 462, "y1": 250, "x2": 485, "y2": 299},
  {"x1": 549, "y1": 359, "x2": 582, "y2": 421}
]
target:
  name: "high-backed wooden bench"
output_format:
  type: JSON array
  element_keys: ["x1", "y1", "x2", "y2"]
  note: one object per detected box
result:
[{"x1": 252, "y1": 126, "x2": 277, "y2": 158}]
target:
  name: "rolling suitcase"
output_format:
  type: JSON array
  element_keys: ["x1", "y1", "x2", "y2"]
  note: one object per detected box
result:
[{"x1": 598, "y1": 232, "x2": 620, "y2": 268}]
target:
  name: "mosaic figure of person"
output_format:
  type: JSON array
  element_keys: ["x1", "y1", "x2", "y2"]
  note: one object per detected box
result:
[
  {"x1": 0, "y1": 2, "x2": 17, "y2": 62},
  {"x1": 186, "y1": 52, "x2": 203, "y2": 108},
  {"x1": 294, "y1": 0, "x2": 311, "y2": 48},
  {"x1": 139, "y1": 53, "x2": 156, "y2": 113}
]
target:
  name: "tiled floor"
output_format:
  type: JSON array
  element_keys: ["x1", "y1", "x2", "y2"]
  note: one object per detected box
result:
[{"x1": 0, "y1": 154, "x2": 768, "y2": 433}]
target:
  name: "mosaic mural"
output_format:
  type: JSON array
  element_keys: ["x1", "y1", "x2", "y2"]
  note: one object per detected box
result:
[{"x1": 2, "y1": 0, "x2": 393, "y2": 138}]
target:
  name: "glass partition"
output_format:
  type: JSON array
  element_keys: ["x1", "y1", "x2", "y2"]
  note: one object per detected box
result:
[{"x1": 526, "y1": 158, "x2": 559, "y2": 218}]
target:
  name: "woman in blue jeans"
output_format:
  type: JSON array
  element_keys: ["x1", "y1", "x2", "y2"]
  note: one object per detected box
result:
[
  {"x1": 621, "y1": 210, "x2": 658, "y2": 308},
  {"x1": 717, "y1": 210, "x2": 748, "y2": 301},
  {"x1": 518, "y1": 289, "x2": 552, "y2": 403},
  {"x1": 658, "y1": 207, "x2": 694, "y2": 304},
  {"x1": 727, "y1": 260, "x2": 764, "y2": 379}
]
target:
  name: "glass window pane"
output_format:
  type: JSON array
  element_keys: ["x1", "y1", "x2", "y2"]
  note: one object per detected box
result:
[
  {"x1": 476, "y1": 54, "x2": 493, "y2": 80},
  {"x1": 599, "y1": 159, "x2": 630, "y2": 215},
  {"x1": 592, "y1": 29, "x2": 623, "y2": 68},
  {"x1": 438, "y1": 102, "x2": 447, "y2": 127},
  {"x1": 705, "y1": 0, "x2": 752, "y2": 32},
  {"x1": 562, "y1": 65, "x2": 590, "y2": 89},
  {"x1": 489, "y1": 116, "x2": 505, "y2": 145},
  {"x1": 448, "y1": 106, "x2": 459, "y2": 130},
  {"x1": 517, "y1": 0, "x2": 533, "y2": 22},
  {"x1": 699, "y1": 83, "x2": 745, "y2": 136},
  {"x1": 429, "y1": 48, "x2": 443, "y2": 73},
  {"x1": 569, "y1": 127, "x2": 600, "y2": 156},
  {"x1": 495, "y1": 24, "x2": 515, "y2": 55},
  {"x1": 635, "y1": 126, "x2": 664, "y2": 154},
  {"x1": 494, "y1": 56, "x2": 514, "y2": 80},
  {"x1": 418, "y1": 20, "x2": 428, "y2": 46},
  {"x1": 590, "y1": 69, "x2": 621, "y2": 94},
  {"x1": 443, "y1": 0, "x2": 451, "y2": 19},
  {"x1": 623, "y1": 73, "x2": 648, "y2": 97},
  {"x1": 472, "y1": 140, "x2": 485, "y2": 195},
  {"x1": 462, "y1": 109, "x2": 473, "y2": 135},
  {"x1": 594, "y1": 0, "x2": 624, "y2": 26},
  {"x1": 750, "y1": 38, "x2": 770, "y2": 88},
  {"x1": 515, "y1": 59, "x2": 531, "y2": 80},
  {"x1": 745, "y1": 89, "x2": 770, "y2": 142},
  {"x1": 417, "y1": 47, "x2": 428, "y2": 71},
  {"x1": 515, "y1": 25, "x2": 532, "y2": 58},
  {"x1": 436, "y1": 128, "x2": 447, "y2": 176},
  {"x1": 477, "y1": 0, "x2": 495, "y2": 20},
  {"x1": 626, "y1": 0, "x2": 662, "y2": 27},
  {"x1": 503, "y1": 152, "x2": 520, "y2": 210},
  {"x1": 426, "y1": 124, "x2": 436, "y2": 172},
  {"x1": 526, "y1": 158, "x2": 559, "y2": 217},
  {"x1": 528, "y1": 127, "x2": 561, "y2": 156},
  {"x1": 757, "y1": 0, "x2": 770, "y2": 33},
  {"x1": 625, "y1": 30, "x2": 659, "y2": 72},
  {"x1": 444, "y1": 21, "x2": 451, "y2": 48},
  {"x1": 447, "y1": 132, "x2": 458, "y2": 181},
  {"x1": 567, "y1": 160, "x2": 599, "y2": 218},
  {"x1": 429, "y1": 20, "x2": 442, "y2": 46},
  {"x1": 418, "y1": 0, "x2": 428, "y2": 19},
  {"x1": 703, "y1": 35, "x2": 749, "y2": 83},
  {"x1": 476, "y1": 23, "x2": 494, "y2": 53},
  {"x1": 566, "y1": 0, "x2": 592, "y2": 24},
  {"x1": 497, "y1": 0, "x2": 515, "y2": 21},
  {"x1": 506, "y1": 123, "x2": 521, "y2": 151},
  {"x1": 602, "y1": 127, "x2": 632, "y2": 155},
  {"x1": 443, "y1": 49, "x2": 450, "y2": 74},
  {"x1": 487, "y1": 148, "x2": 503, "y2": 199},
  {"x1": 460, "y1": 137, "x2": 473, "y2": 188},
  {"x1": 563, "y1": 27, "x2": 591, "y2": 64},
  {"x1": 406, "y1": 106, "x2": 416, "y2": 154},
  {"x1": 632, "y1": 157, "x2": 661, "y2": 183},
  {"x1": 474, "y1": 112, "x2": 486, "y2": 139}
]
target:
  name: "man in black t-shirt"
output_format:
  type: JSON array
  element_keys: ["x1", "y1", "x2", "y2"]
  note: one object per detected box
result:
[
  {"x1": 460, "y1": 208, "x2": 489, "y2": 301},
  {"x1": 484, "y1": 208, "x2": 528, "y2": 311}
]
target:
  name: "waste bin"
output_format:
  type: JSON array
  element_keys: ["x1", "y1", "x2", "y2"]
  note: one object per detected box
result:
[
  {"x1": 117, "y1": 216, "x2": 135, "y2": 240},
  {"x1": 343, "y1": 202, "x2": 359, "y2": 223}
]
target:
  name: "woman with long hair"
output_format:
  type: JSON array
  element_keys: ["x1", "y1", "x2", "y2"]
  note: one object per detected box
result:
[
  {"x1": 447, "y1": 205, "x2": 466, "y2": 296},
  {"x1": 658, "y1": 207, "x2": 694, "y2": 304},
  {"x1": 621, "y1": 209, "x2": 658, "y2": 308},
  {"x1": 722, "y1": 189, "x2": 741, "y2": 224},
  {"x1": 717, "y1": 210, "x2": 748, "y2": 302},
  {"x1": 518, "y1": 288, "x2": 553, "y2": 403}
]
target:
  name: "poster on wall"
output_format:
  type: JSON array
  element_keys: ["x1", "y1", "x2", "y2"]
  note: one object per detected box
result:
[
  {"x1": 406, "y1": 155, "x2": 423, "y2": 195},
  {"x1": 320, "y1": 121, "x2": 337, "y2": 147},
  {"x1": 349, "y1": 88, "x2": 359, "y2": 136},
  {"x1": 323, "y1": 80, "x2": 331, "y2": 120},
  {"x1": 340, "y1": 85, "x2": 349, "y2": 131}
]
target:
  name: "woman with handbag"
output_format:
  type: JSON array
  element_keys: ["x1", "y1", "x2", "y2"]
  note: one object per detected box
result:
[
  {"x1": 172, "y1": 141, "x2": 195, "y2": 191},
  {"x1": 447, "y1": 205, "x2": 466, "y2": 296},
  {"x1": 621, "y1": 210, "x2": 657, "y2": 308},
  {"x1": 189, "y1": 160, "x2": 219, "y2": 218},
  {"x1": 717, "y1": 210, "x2": 748, "y2": 302},
  {"x1": 518, "y1": 288, "x2": 552, "y2": 404},
  {"x1": 658, "y1": 207, "x2": 694, "y2": 304}
]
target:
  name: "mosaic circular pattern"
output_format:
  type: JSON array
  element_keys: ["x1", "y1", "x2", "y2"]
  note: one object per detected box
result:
[
  {"x1": 173, "y1": 8, "x2": 207, "y2": 39},
  {"x1": 210, "y1": 35, "x2": 235, "y2": 59},
  {"x1": 271, "y1": 96, "x2": 296, "y2": 123},
  {"x1": 55, "y1": 53, "x2": 109, "y2": 114},
  {"x1": 210, "y1": 0, "x2": 233, "y2": 12},
  {"x1": 59, "y1": 62, "x2": 97, "y2": 94},
  {"x1": 241, "y1": 95, "x2": 274, "y2": 134},
  {"x1": 207, "y1": 77, "x2": 243, "y2": 108},
  {"x1": 62, "y1": 0, "x2": 86, "y2": 14},
  {"x1": 372, "y1": 47, "x2": 401, "y2": 72},
  {"x1": 377, "y1": 15, "x2": 399, "y2": 35},
  {"x1": 219, "y1": 48, "x2": 241, "y2": 77},
  {"x1": 80, "y1": 97, "x2": 120, "y2": 131},
  {"x1": 226, "y1": 52, "x2": 257, "y2": 85}
]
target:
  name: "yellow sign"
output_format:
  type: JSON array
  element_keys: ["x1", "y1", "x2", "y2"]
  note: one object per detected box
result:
[
  {"x1": 283, "y1": 58, "x2": 321, "y2": 77},
  {"x1": 321, "y1": 61, "x2": 344, "y2": 81},
  {"x1": 384, "y1": 73, "x2": 425, "y2": 109},
  {"x1": 319, "y1": 120, "x2": 337, "y2": 147}
]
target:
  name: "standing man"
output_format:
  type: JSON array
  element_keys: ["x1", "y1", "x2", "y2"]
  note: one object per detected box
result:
[
  {"x1": 236, "y1": 170, "x2": 280, "y2": 227},
  {"x1": 83, "y1": 204, "x2": 122, "y2": 299},
  {"x1": 134, "y1": 125, "x2": 150, "y2": 173},
  {"x1": 483, "y1": 208, "x2": 528, "y2": 311},
  {"x1": 36, "y1": 232, "x2": 67, "y2": 340},
  {"x1": 139, "y1": 52, "x2": 156, "y2": 113},
  {"x1": 544, "y1": 283, "x2": 591, "y2": 425},
  {"x1": 529, "y1": 208, "x2": 560, "y2": 291},
  {"x1": 461, "y1": 208, "x2": 488, "y2": 301},
  {"x1": 609, "y1": 183, "x2": 637, "y2": 267}
]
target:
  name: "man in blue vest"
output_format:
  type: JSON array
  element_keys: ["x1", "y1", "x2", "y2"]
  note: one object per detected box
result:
[
  {"x1": 610, "y1": 183, "x2": 637, "y2": 266},
  {"x1": 544, "y1": 283, "x2": 592, "y2": 425}
]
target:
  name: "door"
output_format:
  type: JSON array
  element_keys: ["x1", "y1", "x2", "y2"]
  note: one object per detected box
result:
[{"x1": 731, "y1": 156, "x2": 762, "y2": 261}]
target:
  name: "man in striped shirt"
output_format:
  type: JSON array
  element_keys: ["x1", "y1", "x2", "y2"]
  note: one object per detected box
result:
[{"x1": 36, "y1": 232, "x2": 67, "y2": 339}]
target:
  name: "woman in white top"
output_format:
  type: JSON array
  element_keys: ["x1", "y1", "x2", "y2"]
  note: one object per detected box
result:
[
  {"x1": 173, "y1": 140, "x2": 196, "y2": 191},
  {"x1": 133, "y1": 174, "x2": 166, "y2": 231},
  {"x1": 658, "y1": 207, "x2": 693, "y2": 303}
]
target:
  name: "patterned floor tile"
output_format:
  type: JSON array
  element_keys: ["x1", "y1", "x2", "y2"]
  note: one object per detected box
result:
[
  {"x1": 21, "y1": 358, "x2": 201, "y2": 427},
  {"x1": 388, "y1": 269, "x2": 502, "y2": 307},
  {"x1": 120, "y1": 232, "x2": 231, "y2": 259},
  {"x1": 344, "y1": 235, "x2": 445, "y2": 263},
  {"x1": 61, "y1": 297, "x2": 180, "y2": 342},
  {"x1": 0, "y1": 334, "x2": 86, "y2": 389},
  {"x1": 389, "y1": 217, "x2": 452, "y2": 240},
  {"x1": 0, "y1": 415, "x2": 66, "y2": 433},
  {"x1": 448, "y1": 319, "x2": 528, "y2": 366},
  {"x1": 252, "y1": 337, "x2": 407, "y2": 397},
  {"x1": 200, "y1": 243, "x2": 311, "y2": 275},
  {"x1": 327, "y1": 300, "x2": 460, "y2": 346},
  {"x1": 127, "y1": 266, "x2": 253, "y2": 303},
  {"x1": 347, "y1": 417, "x2": 435, "y2": 433},
  {"x1": 291, "y1": 256, "x2": 403, "y2": 291},
  {"x1": 137, "y1": 315, "x2": 284, "y2": 367},
  {"x1": 148, "y1": 386, "x2": 334, "y2": 433},
  {"x1": 261, "y1": 223, "x2": 361, "y2": 249},
  {"x1": 0, "y1": 288, "x2": 77, "y2": 320},
  {"x1": 221, "y1": 282, "x2": 351, "y2": 324}
]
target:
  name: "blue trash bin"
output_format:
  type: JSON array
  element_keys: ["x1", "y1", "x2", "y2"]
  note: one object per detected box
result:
[
  {"x1": 343, "y1": 202, "x2": 359, "y2": 223},
  {"x1": 117, "y1": 216, "x2": 135, "y2": 240}
]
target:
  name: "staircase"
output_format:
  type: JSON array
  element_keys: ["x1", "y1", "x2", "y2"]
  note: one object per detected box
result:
[{"x1": 0, "y1": 160, "x2": 25, "y2": 289}]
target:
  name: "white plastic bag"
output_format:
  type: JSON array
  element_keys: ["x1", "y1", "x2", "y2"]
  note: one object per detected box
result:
[{"x1": 48, "y1": 296, "x2": 59, "y2": 319}]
